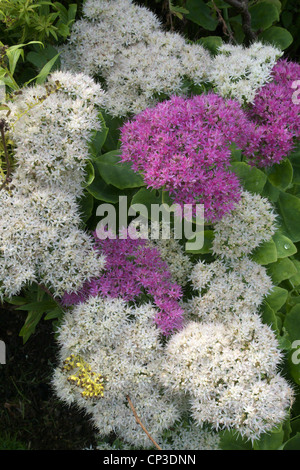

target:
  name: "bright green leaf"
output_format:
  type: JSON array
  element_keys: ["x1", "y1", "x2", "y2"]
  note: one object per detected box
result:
[
  {"x1": 267, "y1": 258, "x2": 297, "y2": 284},
  {"x1": 185, "y1": 0, "x2": 218, "y2": 30},
  {"x1": 249, "y1": 2, "x2": 279, "y2": 31},
  {"x1": 95, "y1": 150, "x2": 144, "y2": 190},
  {"x1": 231, "y1": 161, "x2": 267, "y2": 194},
  {"x1": 258, "y1": 26, "x2": 293, "y2": 50},
  {"x1": 276, "y1": 192, "x2": 300, "y2": 242},
  {"x1": 273, "y1": 231, "x2": 297, "y2": 258},
  {"x1": 268, "y1": 159, "x2": 293, "y2": 190},
  {"x1": 251, "y1": 238, "x2": 277, "y2": 265}
]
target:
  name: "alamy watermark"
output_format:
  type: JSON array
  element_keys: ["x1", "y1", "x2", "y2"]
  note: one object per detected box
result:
[
  {"x1": 292, "y1": 80, "x2": 300, "y2": 105},
  {"x1": 95, "y1": 196, "x2": 205, "y2": 251},
  {"x1": 0, "y1": 340, "x2": 6, "y2": 364},
  {"x1": 291, "y1": 340, "x2": 300, "y2": 365}
]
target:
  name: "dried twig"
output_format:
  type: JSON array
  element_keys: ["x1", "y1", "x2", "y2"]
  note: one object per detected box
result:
[{"x1": 126, "y1": 395, "x2": 162, "y2": 450}]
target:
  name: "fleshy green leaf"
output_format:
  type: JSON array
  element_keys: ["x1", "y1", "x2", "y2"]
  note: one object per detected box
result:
[
  {"x1": 95, "y1": 150, "x2": 144, "y2": 190},
  {"x1": 185, "y1": 0, "x2": 218, "y2": 30},
  {"x1": 231, "y1": 161, "x2": 267, "y2": 194},
  {"x1": 267, "y1": 258, "x2": 297, "y2": 284},
  {"x1": 276, "y1": 192, "x2": 300, "y2": 242},
  {"x1": 258, "y1": 26, "x2": 293, "y2": 50},
  {"x1": 268, "y1": 159, "x2": 293, "y2": 190},
  {"x1": 251, "y1": 239, "x2": 277, "y2": 265}
]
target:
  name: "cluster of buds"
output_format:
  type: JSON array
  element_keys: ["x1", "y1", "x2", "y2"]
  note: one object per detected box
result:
[{"x1": 62, "y1": 354, "x2": 105, "y2": 399}]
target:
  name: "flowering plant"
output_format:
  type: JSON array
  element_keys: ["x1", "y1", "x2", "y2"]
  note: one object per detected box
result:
[{"x1": 1, "y1": 0, "x2": 300, "y2": 453}]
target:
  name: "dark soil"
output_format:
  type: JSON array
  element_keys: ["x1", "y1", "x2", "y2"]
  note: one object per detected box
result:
[{"x1": 0, "y1": 305, "x2": 98, "y2": 450}]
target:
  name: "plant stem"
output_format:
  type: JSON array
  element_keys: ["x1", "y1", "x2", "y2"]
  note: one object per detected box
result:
[
  {"x1": 126, "y1": 395, "x2": 162, "y2": 450},
  {"x1": 224, "y1": 0, "x2": 257, "y2": 46}
]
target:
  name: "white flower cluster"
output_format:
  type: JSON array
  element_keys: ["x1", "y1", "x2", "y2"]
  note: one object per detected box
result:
[
  {"x1": 60, "y1": 0, "x2": 212, "y2": 116},
  {"x1": 161, "y1": 421, "x2": 220, "y2": 450},
  {"x1": 212, "y1": 191, "x2": 277, "y2": 259},
  {"x1": 8, "y1": 71, "x2": 105, "y2": 196},
  {"x1": 158, "y1": 219, "x2": 293, "y2": 440},
  {"x1": 59, "y1": 1, "x2": 283, "y2": 115},
  {"x1": 0, "y1": 187, "x2": 104, "y2": 299},
  {"x1": 160, "y1": 315, "x2": 293, "y2": 441},
  {"x1": 188, "y1": 257, "x2": 273, "y2": 322},
  {"x1": 60, "y1": 0, "x2": 162, "y2": 77},
  {"x1": 0, "y1": 72, "x2": 106, "y2": 299},
  {"x1": 208, "y1": 42, "x2": 282, "y2": 103},
  {"x1": 104, "y1": 31, "x2": 211, "y2": 116},
  {"x1": 148, "y1": 224, "x2": 193, "y2": 287},
  {"x1": 52, "y1": 296, "x2": 180, "y2": 448}
]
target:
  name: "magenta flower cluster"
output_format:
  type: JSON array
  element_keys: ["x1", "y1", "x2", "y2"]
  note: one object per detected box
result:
[
  {"x1": 120, "y1": 93, "x2": 259, "y2": 222},
  {"x1": 248, "y1": 59, "x2": 300, "y2": 167},
  {"x1": 62, "y1": 232, "x2": 184, "y2": 335}
]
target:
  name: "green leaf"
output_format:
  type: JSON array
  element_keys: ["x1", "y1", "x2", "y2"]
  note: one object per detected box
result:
[
  {"x1": 268, "y1": 159, "x2": 293, "y2": 190},
  {"x1": 30, "y1": 52, "x2": 60, "y2": 85},
  {"x1": 276, "y1": 192, "x2": 300, "y2": 242},
  {"x1": 131, "y1": 187, "x2": 165, "y2": 220},
  {"x1": 15, "y1": 300, "x2": 57, "y2": 312},
  {"x1": 78, "y1": 190, "x2": 94, "y2": 223},
  {"x1": 19, "y1": 310, "x2": 44, "y2": 344},
  {"x1": 219, "y1": 430, "x2": 252, "y2": 450},
  {"x1": 249, "y1": 2, "x2": 279, "y2": 31},
  {"x1": 290, "y1": 260, "x2": 300, "y2": 287},
  {"x1": 258, "y1": 26, "x2": 293, "y2": 50},
  {"x1": 261, "y1": 302, "x2": 279, "y2": 333},
  {"x1": 231, "y1": 161, "x2": 267, "y2": 194},
  {"x1": 44, "y1": 307, "x2": 63, "y2": 321},
  {"x1": 256, "y1": 0, "x2": 281, "y2": 14},
  {"x1": 281, "y1": 433, "x2": 300, "y2": 450},
  {"x1": 267, "y1": 258, "x2": 297, "y2": 284},
  {"x1": 253, "y1": 425, "x2": 284, "y2": 450},
  {"x1": 264, "y1": 286, "x2": 288, "y2": 312},
  {"x1": 261, "y1": 180, "x2": 280, "y2": 202},
  {"x1": 185, "y1": 0, "x2": 218, "y2": 30},
  {"x1": 284, "y1": 304, "x2": 300, "y2": 343},
  {"x1": 95, "y1": 150, "x2": 144, "y2": 190},
  {"x1": 87, "y1": 167, "x2": 120, "y2": 203},
  {"x1": 6, "y1": 48, "x2": 24, "y2": 76},
  {"x1": 273, "y1": 231, "x2": 297, "y2": 258},
  {"x1": 198, "y1": 36, "x2": 223, "y2": 54},
  {"x1": 185, "y1": 230, "x2": 214, "y2": 254},
  {"x1": 89, "y1": 120, "x2": 109, "y2": 157},
  {"x1": 67, "y1": 4, "x2": 78, "y2": 23},
  {"x1": 26, "y1": 44, "x2": 60, "y2": 70},
  {"x1": 251, "y1": 238, "x2": 277, "y2": 265},
  {"x1": 83, "y1": 160, "x2": 95, "y2": 188}
]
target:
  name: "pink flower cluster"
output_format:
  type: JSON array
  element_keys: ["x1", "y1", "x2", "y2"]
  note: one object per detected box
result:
[
  {"x1": 62, "y1": 232, "x2": 184, "y2": 335},
  {"x1": 120, "y1": 93, "x2": 259, "y2": 222},
  {"x1": 248, "y1": 59, "x2": 300, "y2": 166}
]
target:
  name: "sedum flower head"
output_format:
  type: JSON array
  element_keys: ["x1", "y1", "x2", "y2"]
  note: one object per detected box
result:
[
  {"x1": 159, "y1": 317, "x2": 293, "y2": 441},
  {"x1": 0, "y1": 186, "x2": 104, "y2": 299},
  {"x1": 61, "y1": 231, "x2": 185, "y2": 336},
  {"x1": 103, "y1": 31, "x2": 211, "y2": 116},
  {"x1": 52, "y1": 295, "x2": 180, "y2": 448},
  {"x1": 7, "y1": 72, "x2": 105, "y2": 196},
  {"x1": 212, "y1": 190, "x2": 277, "y2": 259},
  {"x1": 248, "y1": 58, "x2": 300, "y2": 167},
  {"x1": 188, "y1": 257, "x2": 273, "y2": 322},
  {"x1": 120, "y1": 93, "x2": 259, "y2": 221},
  {"x1": 209, "y1": 41, "x2": 282, "y2": 104},
  {"x1": 60, "y1": 0, "x2": 161, "y2": 77}
]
